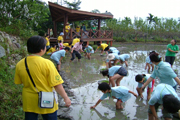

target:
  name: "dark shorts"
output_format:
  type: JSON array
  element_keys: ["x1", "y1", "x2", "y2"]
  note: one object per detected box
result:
[
  {"x1": 117, "y1": 67, "x2": 127, "y2": 76},
  {"x1": 165, "y1": 56, "x2": 175, "y2": 65}
]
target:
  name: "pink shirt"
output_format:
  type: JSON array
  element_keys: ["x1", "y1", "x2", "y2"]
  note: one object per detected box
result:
[
  {"x1": 73, "y1": 42, "x2": 82, "y2": 52},
  {"x1": 59, "y1": 43, "x2": 63, "y2": 50}
]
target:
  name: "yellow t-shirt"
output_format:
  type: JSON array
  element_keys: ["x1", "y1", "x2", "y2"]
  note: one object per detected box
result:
[
  {"x1": 65, "y1": 25, "x2": 70, "y2": 33},
  {"x1": 72, "y1": 38, "x2": 80, "y2": 46},
  {"x1": 76, "y1": 27, "x2": 80, "y2": 32},
  {"x1": 97, "y1": 43, "x2": 108, "y2": 50},
  {"x1": 46, "y1": 47, "x2": 56, "y2": 54},
  {"x1": 14, "y1": 56, "x2": 64, "y2": 114},
  {"x1": 46, "y1": 37, "x2": 50, "y2": 46},
  {"x1": 63, "y1": 43, "x2": 71, "y2": 48},
  {"x1": 57, "y1": 36, "x2": 63, "y2": 43}
]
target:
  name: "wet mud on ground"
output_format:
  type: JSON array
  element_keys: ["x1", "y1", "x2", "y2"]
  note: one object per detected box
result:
[{"x1": 56, "y1": 43, "x2": 180, "y2": 120}]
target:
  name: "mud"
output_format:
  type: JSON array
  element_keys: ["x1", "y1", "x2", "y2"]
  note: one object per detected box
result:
[{"x1": 58, "y1": 43, "x2": 180, "y2": 120}]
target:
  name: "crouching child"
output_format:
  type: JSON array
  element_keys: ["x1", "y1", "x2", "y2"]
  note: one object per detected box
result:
[
  {"x1": 148, "y1": 83, "x2": 180, "y2": 120},
  {"x1": 90, "y1": 82, "x2": 137, "y2": 110}
]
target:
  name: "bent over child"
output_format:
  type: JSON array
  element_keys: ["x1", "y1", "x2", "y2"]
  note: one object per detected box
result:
[
  {"x1": 90, "y1": 82, "x2": 137, "y2": 110},
  {"x1": 135, "y1": 74, "x2": 155, "y2": 100}
]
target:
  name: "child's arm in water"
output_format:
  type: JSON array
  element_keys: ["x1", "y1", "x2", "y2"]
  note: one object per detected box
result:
[
  {"x1": 90, "y1": 99, "x2": 102, "y2": 109},
  {"x1": 129, "y1": 90, "x2": 138, "y2": 97}
]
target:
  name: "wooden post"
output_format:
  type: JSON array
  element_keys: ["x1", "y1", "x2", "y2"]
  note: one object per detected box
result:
[
  {"x1": 64, "y1": 14, "x2": 68, "y2": 41},
  {"x1": 98, "y1": 19, "x2": 101, "y2": 39},
  {"x1": 70, "y1": 28, "x2": 72, "y2": 40},
  {"x1": 106, "y1": 41, "x2": 109, "y2": 44},
  {"x1": 87, "y1": 41, "x2": 89, "y2": 45},
  {"x1": 53, "y1": 21, "x2": 57, "y2": 38},
  {"x1": 110, "y1": 41, "x2": 113, "y2": 46}
]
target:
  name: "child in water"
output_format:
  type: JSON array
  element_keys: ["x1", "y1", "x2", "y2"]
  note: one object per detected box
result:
[
  {"x1": 84, "y1": 44, "x2": 94, "y2": 59},
  {"x1": 135, "y1": 74, "x2": 155, "y2": 100},
  {"x1": 145, "y1": 51, "x2": 155, "y2": 73},
  {"x1": 90, "y1": 82, "x2": 137, "y2": 109}
]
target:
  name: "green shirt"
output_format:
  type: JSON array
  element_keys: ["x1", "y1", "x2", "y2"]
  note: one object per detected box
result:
[
  {"x1": 92, "y1": 26, "x2": 96, "y2": 32},
  {"x1": 165, "y1": 44, "x2": 179, "y2": 57}
]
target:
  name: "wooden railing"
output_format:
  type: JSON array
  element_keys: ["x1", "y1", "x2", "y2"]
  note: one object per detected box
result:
[
  {"x1": 50, "y1": 28, "x2": 113, "y2": 46},
  {"x1": 64, "y1": 29, "x2": 113, "y2": 41}
]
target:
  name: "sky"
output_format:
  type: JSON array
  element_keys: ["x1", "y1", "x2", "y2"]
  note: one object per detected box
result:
[{"x1": 44, "y1": 0, "x2": 180, "y2": 22}]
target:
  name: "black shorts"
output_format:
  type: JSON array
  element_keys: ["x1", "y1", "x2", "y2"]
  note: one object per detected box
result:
[{"x1": 117, "y1": 67, "x2": 127, "y2": 76}]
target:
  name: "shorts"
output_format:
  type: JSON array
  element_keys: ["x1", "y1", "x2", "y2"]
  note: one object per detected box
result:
[{"x1": 117, "y1": 67, "x2": 127, "y2": 76}]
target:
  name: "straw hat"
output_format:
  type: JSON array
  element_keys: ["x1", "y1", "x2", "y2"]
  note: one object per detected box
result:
[
  {"x1": 107, "y1": 54, "x2": 115, "y2": 60},
  {"x1": 66, "y1": 22, "x2": 70, "y2": 24}
]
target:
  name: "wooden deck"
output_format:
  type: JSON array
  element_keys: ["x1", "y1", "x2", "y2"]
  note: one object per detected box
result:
[{"x1": 50, "y1": 29, "x2": 113, "y2": 46}]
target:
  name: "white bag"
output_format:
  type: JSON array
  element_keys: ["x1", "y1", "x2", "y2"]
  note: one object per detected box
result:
[{"x1": 38, "y1": 91, "x2": 54, "y2": 108}]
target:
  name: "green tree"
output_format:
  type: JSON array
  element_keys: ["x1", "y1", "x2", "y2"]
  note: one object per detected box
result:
[{"x1": 63, "y1": 0, "x2": 81, "y2": 10}]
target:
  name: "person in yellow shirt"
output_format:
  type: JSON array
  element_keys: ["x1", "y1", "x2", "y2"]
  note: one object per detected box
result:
[
  {"x1": 95, "y1": 43, "x2": 109, "y2": 55},
  {"x1": 76, "y1": 25, "x2": 80, "y2": 35},
  {"x1": 63, "y1": 42, "x2": 72, "y2": 49},
  {"x1": 46, "y1": 44, "x2": 57, "y2": 55},
  {"x1": 65, "y1": 22, "x2": 70, "y2": 33},
  {"x1": 72, "y1": 36, "x2": 80, "y2": 47},
  {"x1": 57, "y1": 32, "x2": 64, "y2": 44},
  {"x1": 45, "y1": 34, "x2": 50, "y2": 51},
  {"x1": 14, "y1": 36, "x2": 71, "y2": 120}
]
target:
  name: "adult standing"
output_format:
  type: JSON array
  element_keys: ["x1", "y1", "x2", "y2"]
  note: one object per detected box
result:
[
  {"x1": 165, "y1": 39, "x2": 179, "y2": 67},
  {"x1": 81, "y1": 24, "x2": 86, "y2": 31},
  {"x1": 14, "y1": 36, "x2": 71, "y2": 120},
  {"x1": 65, "y1": 22, "x2": 70, "y2": 39},
  {"x1": 65, "y1": 22, "x2": 70, "y2": 33},
  {"x1": 45, "y1": 34, "x2": 50, "y2": 51},
  {"x1": 141, "y1": 52, "x2": 180, "y2": 91},
  {"x1": 91, "y1": 25, "x2": 96, "y2": 37},
  {"x1": 70, "y1": 40, "x2": 84, "y2": 62}
]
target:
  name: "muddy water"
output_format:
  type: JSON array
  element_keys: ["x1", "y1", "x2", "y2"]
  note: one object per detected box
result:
[{"x1": 61, "y1": 43, "x2": 180, "y2": 120}]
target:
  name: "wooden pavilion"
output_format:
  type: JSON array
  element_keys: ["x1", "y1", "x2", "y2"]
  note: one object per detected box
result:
[{"x1": 48, "y1": 2, "x2": 113, "y2": 46}]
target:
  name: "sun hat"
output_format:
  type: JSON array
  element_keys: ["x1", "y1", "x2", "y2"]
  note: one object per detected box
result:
[
  {"x1": 66, "y1": 22, "x2": 69, "y2": 24},
  {"x1": 107, "y1": 54, "x2": 115, "y2": 60},
  {"x1": 60, "y1": 32, "x2": 64, "y2": 36}
]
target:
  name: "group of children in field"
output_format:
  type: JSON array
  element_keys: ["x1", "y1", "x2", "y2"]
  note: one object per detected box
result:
[
  {"x1": 46, "y1": 34, "x2": 180, "y2": 120},
  {"x1": 92, "y1": 45, "x2": 180, "y2": 120}
]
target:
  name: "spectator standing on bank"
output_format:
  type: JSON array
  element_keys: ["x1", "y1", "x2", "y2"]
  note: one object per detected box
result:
[{"x1": 165, "y1": 39, "x2": 179, "y2": 67}]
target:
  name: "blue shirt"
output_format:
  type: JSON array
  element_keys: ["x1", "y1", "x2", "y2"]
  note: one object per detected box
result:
[
  {"x1": 100, "y1": 86, "x2": 131, "y2": 102},
  {"x1": 84, "y1": 45, "x2": 94, "y2": 53},
  {"x1": 150, "y1": 61, "x2": 177, "y2": 87},
  {"x1": 146, "y1": 56, "x2": 152, "y2": 64},
  {"x1": 118, "y1": 54, "x2": 130, "y2": 61},
  {"x1": 50, "y1": 50, "x2": 66, "y2": 60},
  {"x1": 108, "y1": 47, "x2": 117, "y2": 53},
  {"x1": 106, "y1": 53, "x2": 119, "y2": 62},
  {"x1": 138, "y1": 74, "x2": 152, "y2": 88},
  {"x1": 108, "y1": 66, "x2": 121, "y2": 77},
  {"x1": 148, "y1": 83, "x2": 179, "y2": 105}
]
